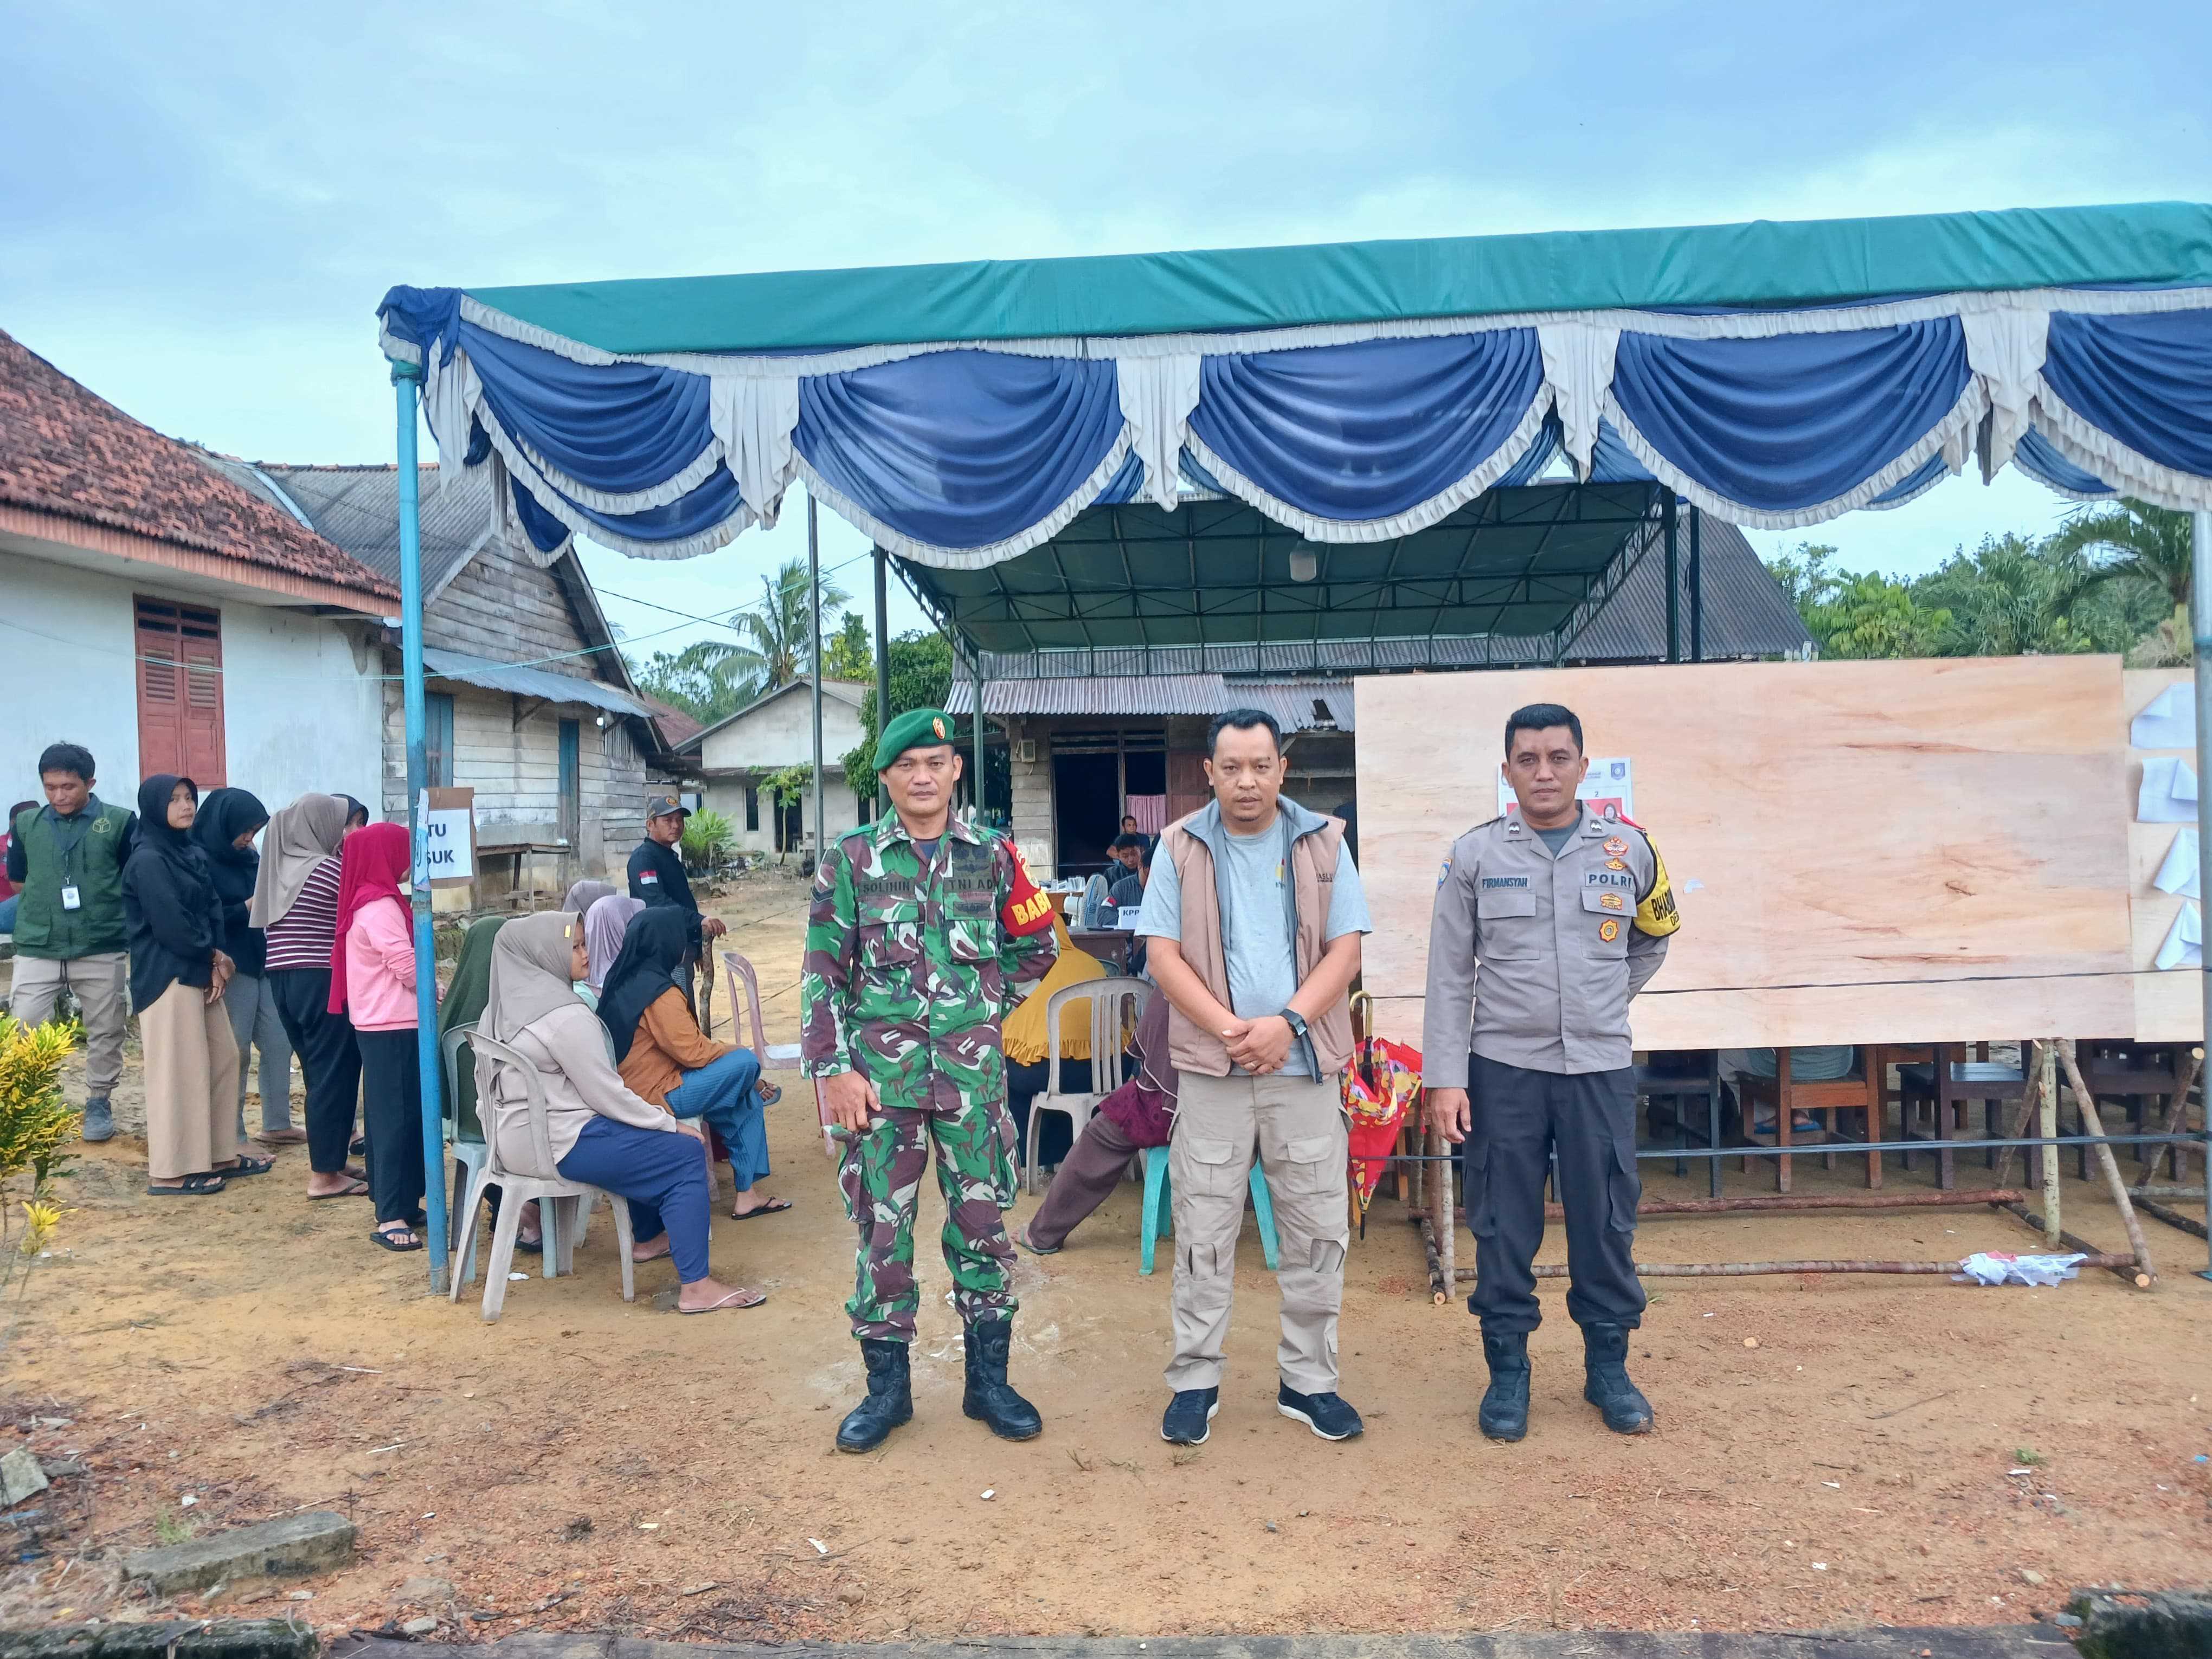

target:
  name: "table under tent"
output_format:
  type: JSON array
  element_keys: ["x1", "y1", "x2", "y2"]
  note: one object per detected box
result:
[{"x1": 378, "y1": 202, "x2": 2212, "y2": 1290}]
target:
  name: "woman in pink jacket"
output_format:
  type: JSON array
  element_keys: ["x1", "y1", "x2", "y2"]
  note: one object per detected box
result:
[{"x1": 330, "y1": 822, "x2": 428, "y2": 1251}]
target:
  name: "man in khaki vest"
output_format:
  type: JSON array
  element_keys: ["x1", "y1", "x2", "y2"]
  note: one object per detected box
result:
[{"x1": 1137, "y1": 709, "x2": 1370, "y2": 1445}]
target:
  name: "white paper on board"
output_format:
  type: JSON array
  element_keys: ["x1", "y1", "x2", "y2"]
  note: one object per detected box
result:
[
  {"x1": 2137, "y1": 756, "x2": 2200, "y2": 822},
  {"x1": 2155, "y1": 828, "x2": 2201, "y2": 898},
  {"x1": 2131, "y1": 683, "x2": 2196, "y2": 750},
  {"x1": 2155, "y1": 901, "x2": 2202, "y2": 971}
]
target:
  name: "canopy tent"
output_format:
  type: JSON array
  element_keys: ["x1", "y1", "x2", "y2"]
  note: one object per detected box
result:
[{"x1": 377, "y1": 202, "x2": 2212, "y2": 1288}]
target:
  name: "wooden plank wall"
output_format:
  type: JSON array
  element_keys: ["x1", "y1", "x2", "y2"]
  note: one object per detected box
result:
[{"x1": 1355, "y1": 657, "x2": 2145, "y2": 1053}]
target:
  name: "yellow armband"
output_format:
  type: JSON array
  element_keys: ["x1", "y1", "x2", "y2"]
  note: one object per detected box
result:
[{"x1": 1634, "y1": 833, "x2": 1681, "y2": 937}]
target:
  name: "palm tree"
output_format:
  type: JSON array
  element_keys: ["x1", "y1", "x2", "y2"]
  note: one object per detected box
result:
[
  {"x1": 2046, "y1": 498, "x2": 2196, "y2": 609},
  {"x1": 683, "y1": 556, "x2": 852, "y2": 709}
]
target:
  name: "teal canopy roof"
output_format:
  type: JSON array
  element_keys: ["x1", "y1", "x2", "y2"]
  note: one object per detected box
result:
[{"x1": 463, "y1": 203, "x2": 2212, "y2": 355}]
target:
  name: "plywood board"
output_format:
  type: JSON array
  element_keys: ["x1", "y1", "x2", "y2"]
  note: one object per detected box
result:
[
  {"x1": 1355, "y1": 658, "x2": 2136, "y2": 1053},
  {"x1": 2124, "y1": 667, "x2": 2203, "y2": 1043}
]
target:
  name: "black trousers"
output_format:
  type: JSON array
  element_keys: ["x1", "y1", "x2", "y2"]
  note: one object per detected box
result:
[
  {"x1": 356, "y1": 1028, "x2": 428, "y2": 1228},
  {"x1": 1462, "y1": 1052, "x2": 1645, "y2": 1336},
  {"x1": 268, "y1": 968, "x2": 361, "y2": 1175}
]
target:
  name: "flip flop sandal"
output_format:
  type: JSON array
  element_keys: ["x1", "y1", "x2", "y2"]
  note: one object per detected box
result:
[
  {"x1": 146, "y1": 1173, "x2": 227, "y2": 1196},
  {"x1": 676, "y1": 1287, "x2": 767, "y2": 1314},
  {"x1": 222, "y1": 1155, "x2": 276, "y2": 1178},
  {"x1": 370, "y1": 1226, "x2": 424, "y2": 1253},
  {"x1": 729, "y1": 1197, "x2": 793, "y2": 1221},
  {"x1": 756, "y1": 1081, "x2": 783, "y2": 1106},
  {"x1": 517, "y1": 1234, "x2": 544, "y2": 1255},
  {"x1": 307, "y1": 1179, "x2": 371, "y2": 1200},
  {"x1": 1017, "y1": 1227, "x2": 1060, "y2": 1257},
  {"x1": 631, "y1": 1245, "x2": 672, "y2": 1264}
]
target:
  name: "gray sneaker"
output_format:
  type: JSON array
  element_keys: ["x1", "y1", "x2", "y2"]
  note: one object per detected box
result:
[{"x1": 81, "y1": 1098, "x2": 116, "y2": 1143}]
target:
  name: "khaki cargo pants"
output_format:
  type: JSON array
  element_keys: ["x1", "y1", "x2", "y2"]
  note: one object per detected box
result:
[
  {"x1": 1165, "y1": 1069, "x2": 1348, "y2": 1396},
  {"x1": 10, "y1": 952, "x2": 129, "y2": 1097}
]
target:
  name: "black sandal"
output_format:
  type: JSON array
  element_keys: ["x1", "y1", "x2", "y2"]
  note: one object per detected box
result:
[
  {"x1": 220, "y1": 1154, "x2": 276, "y2": 1178},
  {"x1": 370, "y1": 1224, "x2": 423, "y2": 1252},
  {"x1": 146, "y1": 1173, "x2": 227, "y2": 1196}
]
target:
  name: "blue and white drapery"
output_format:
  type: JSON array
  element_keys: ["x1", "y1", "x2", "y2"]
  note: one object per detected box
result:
[{"x1": 378, "y1": 284, "x2": 2212, "y2": 570}]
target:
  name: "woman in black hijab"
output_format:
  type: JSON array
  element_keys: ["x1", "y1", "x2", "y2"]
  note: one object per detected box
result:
[
  {"x1": 122, "y1": 776, "x2": 273, "y2": 1194},
  {"x1": 337, "y1": 795, "x2": 371, "y2": 835},
  {"x1": 191, "y1": 788, "x2": 300, "y2": 1146}
]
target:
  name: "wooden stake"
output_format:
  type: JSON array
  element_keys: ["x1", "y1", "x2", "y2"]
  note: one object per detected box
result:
[
  {"x1": 2137, "y1": 1198, "x2": 2209, "y2": 1242},
  {"x1": 2059, "y1": 1040, "x2": 2158, "y2": 1287},
  {"x1": 1414, "y1": 1213, "x2": 1448, "y2": 1304},
  {"x1": 1429, "y1": 1119, "x2": 1455, "y2": 1297},
  {"x1": 2131, "y1": 1047, "x2": 2201, "y2": 1191}
]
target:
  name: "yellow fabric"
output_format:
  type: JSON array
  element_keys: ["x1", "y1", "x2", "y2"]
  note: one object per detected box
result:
[
  {"x1": 1635, "y1": 831, "x2": 1681, "y2": 937},
  {"x1": 1000, "y1": 917, "x2": 1106, "y2": 1066}
]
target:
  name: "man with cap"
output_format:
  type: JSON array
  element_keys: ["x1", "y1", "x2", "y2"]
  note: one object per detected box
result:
[
  {"x1": 1422, "y1": 702, "x2": 1680, "y2": 1442},
  {"x1": 802, "y1": 708, "x2": 1059, "y2": 1453},
  {"x1": 628, "y1": 795, "x2": 725, "y2": 989}
]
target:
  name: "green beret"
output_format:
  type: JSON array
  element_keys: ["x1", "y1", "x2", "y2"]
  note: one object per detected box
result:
[{"x1": 874, "y1": 707, "x2": 957, "y2": 771}]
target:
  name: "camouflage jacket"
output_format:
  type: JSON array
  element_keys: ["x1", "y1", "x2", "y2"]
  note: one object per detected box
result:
[{"x1": 801, "y1": 813, "x2": 1059, "y2": 1112}]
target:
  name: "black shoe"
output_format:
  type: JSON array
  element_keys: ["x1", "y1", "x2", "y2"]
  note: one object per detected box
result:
[
  {"x1": 1479, "y1": 1330, "x2": 1531, "y2": 1442},
  {"x1": 1277, "y1": 1382, "x2": 1363, "y2": 1441},
  {"x1": 1160, "y1": 1387, "x2": 1218, "y2": 1445},
  {"x1": 835, "y1": 1338, "x2": 912, "y2": 1453},
  {"x1": 961, "y1": 1318, "x2": 1043, "y2": 1441},
  {"x1": 1581, "y1": 1322, "x2": 1654, "y2": 1435}
]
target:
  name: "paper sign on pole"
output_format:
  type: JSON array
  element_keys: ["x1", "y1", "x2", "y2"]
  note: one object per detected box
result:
[
  {"x1": 1497, "y1": 756, "x2": 1635, "y2": 821},
  {"x1": 419, "y1": 786, "x2": 477, "y2": 888}
]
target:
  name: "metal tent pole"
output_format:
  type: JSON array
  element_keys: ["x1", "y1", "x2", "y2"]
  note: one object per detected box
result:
[
  {"x1": 390, "y1": 361, "x2": 448, "y2": 1291},
  {"x1": 808, "y1": 497, "x2": 825, "y2": 863},
  {"x1": 1663, "y1": 493, "x2": 1680, "y2": 663},
  {"x1": 972, "y1": 653, "x2": 985, "y2": 821},
  {"x1": 1688, "y1": 505, "x2": 1703, "y2": 663},
  {"x1": 2193, "y1": 507, "x2": 2212, "y2": 1281},
  {"x1": 872, "y1": 545, "x2": 891, "y2": 816}
]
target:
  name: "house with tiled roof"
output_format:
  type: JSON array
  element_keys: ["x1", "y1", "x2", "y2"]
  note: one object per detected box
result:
[
  {"x1": 204, "y1": 459, "x2": 688, "y2": 895},
  {"x1": 0, "y1": 325, "x2": 395, "y2": 808}
]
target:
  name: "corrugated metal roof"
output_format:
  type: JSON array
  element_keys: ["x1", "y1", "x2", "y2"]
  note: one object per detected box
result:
[
  {"x1": 423, "y1": 648, "x2": 655, "y2": 718},
  {"x1": 226, "y1": 463, "x2": 500, "y2": 600},
  {"x1": 947, "y1": 674, "x2": 1352, "y2": 730}
]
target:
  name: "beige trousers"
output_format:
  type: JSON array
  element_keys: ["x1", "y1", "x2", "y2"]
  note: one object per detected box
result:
[
  {"x1": 9, "y1": 952, "x2": 130, "y2": 1096},
  {"x1": 142, "y1": 982, "x2": 240, "y2": 1181},
  {"x1": 1166, "y1": 1069, "x2": 1349, "y2": 1395}
]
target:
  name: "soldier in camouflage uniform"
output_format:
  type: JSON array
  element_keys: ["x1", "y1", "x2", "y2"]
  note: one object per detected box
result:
[{"x1": 802, "y1": 707, "x2": 1059, "y2": 1452}]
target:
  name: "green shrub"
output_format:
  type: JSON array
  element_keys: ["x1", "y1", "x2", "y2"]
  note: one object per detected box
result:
[{"x1": 680, "y1": 809, "x2": 734, "y2": 873}]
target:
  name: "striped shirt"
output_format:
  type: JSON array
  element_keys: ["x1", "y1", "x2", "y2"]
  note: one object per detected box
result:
[{"x1": 263, "y1": 857, "x2": 342, "y2": 973}]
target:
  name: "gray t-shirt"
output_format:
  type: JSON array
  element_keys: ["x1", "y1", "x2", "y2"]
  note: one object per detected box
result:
[
  {"x1": 1532, "y1": 808, "x2": 1583, "y2": 856},
  {"x1": 1138, "y1": 816, "x2": 1372, "y2": 1077}
]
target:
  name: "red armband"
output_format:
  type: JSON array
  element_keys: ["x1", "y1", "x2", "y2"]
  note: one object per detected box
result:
[{"x1": 999, "y1": 845, "x2": 1055, "y2": 937}]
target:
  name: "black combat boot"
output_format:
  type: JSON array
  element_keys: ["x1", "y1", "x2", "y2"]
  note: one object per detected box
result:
[
  {"x1": 834, "y1": 1339, "x2": 912, "y2": 1453},
  {"x1": 962, "y1": 1318, "x2": 1043, "y2": 1441},
  {"x1": 1580, "y1": 1322, "x2": 1654, "y2": 1434},
  {"x1": 1478, "y1": 1330, "x2": 1531, "y2": 1441}
]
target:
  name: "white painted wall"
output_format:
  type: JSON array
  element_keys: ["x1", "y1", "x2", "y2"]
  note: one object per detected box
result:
[
  {"x1": 0, "y1": 549, "x2": 381, "y2": 812},
  {"x1": 696, "y1": 681, "x2": 866, "y2": 774}
]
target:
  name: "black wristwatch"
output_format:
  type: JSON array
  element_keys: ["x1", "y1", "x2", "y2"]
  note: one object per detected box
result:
[{"x1": 1279, "y1": 1008, "x2": 1310, "y2": 1043}]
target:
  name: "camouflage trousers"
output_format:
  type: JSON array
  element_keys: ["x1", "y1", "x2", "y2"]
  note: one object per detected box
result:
[{"x1": 837, "y1": 1098, "x2": 1020, "y2": 1342}]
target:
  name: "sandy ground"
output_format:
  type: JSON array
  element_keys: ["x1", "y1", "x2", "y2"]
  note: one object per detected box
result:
[{"x1": 1, "y1": 865, "x2": 2208, "y2": 1643}]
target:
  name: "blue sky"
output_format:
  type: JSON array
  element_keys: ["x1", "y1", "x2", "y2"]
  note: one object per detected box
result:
[{"x1": 5, "y1": 1, "x2": 2207, "y2": 657}]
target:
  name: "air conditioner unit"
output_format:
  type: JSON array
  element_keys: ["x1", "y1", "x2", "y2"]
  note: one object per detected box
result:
[{"x1": 1013, "y1": 739, "x2": 1037, "y2": 764}]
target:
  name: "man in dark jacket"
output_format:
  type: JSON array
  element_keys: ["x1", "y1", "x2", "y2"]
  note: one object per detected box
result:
[
  {"x1": 627, "y1": 795, "x2": 723, "y2": 990},
  {"x1": 7, "y1": 743, "x2": 136, "y2": 1142}
]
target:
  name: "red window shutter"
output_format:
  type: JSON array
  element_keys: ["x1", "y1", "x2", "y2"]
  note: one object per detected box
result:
[{"x1": 134, "y1": 598, "x2": 226, "y2": 787}]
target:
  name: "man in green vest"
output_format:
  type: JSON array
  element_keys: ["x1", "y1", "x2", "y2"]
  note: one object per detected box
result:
[{"x1": 7, "y1": 744, "x2": 137, "y2": 1142}]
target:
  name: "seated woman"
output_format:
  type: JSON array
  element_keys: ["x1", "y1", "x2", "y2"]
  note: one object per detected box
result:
[
  {"x1": 595, "y1": 907, "x2": 786, "y2": 1220},
  {"x1": 1019, "y1": 990, "x2": 1176, "y2": 1254},
  {"x1": 474, "y1": 912, "x2": 762, "y2": 1313},
  {"x1": 1002, "y1": 916, "x2": 1108, "y2": 1171},
  {"x1": 583, "y1": 894, "x2": 642, "y2": 998}
]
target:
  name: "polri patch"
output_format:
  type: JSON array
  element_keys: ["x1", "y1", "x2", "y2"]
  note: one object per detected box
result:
[
  {"x1": 1603, "y1": 836, "x2": 1628, "y2": 856},
  {"x1": 1584, "y1": 869, "x2": 1633, "y2": 891}
]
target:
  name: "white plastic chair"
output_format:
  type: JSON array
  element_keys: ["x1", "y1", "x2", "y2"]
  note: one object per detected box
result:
[
  {"x1": 718, "y1": 948, "x2": 805, "y2": 1073},
  {"x1": 438, "y1": 1022, "x2": 491, "y2": 1288},
  {"x1": 1025, "y1": 976, "x2": 1150, "y2": 1193},
  {"x1": 451, "y1": 1028, "x2": 634, "y2": 1321}
]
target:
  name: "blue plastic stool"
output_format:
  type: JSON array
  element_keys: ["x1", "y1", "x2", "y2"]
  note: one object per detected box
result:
[{"x1": 1139, "y1": 1145, "x2": 1281, "y2": 1275}]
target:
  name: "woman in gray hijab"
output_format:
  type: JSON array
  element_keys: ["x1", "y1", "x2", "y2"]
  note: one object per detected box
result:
[{"x1": 474, "y1": 913, "x2": 763, "y2": 1313}]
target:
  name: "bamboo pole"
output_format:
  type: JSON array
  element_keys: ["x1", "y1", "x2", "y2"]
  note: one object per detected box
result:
[
  {"x1": 1997, "y1": 1200, "x2": 2150, "y2": 1289},
  {"x1": 1414, "y1": 1213, "x2": 1447, "y2": 1304},
  {"x1": 2137, "y1": 1199, "x2": 2208, "y2": 1242},
  {"x1": 2059, "y1": 1040, "x2": 2158, "y2": 1286},
  {"x1": 2039, "y1": 1039, "x2": 2062, "y2": 1244},
  {"x1": 1448, "y1": 1256, "x2": 2136, "y2": 1281}
]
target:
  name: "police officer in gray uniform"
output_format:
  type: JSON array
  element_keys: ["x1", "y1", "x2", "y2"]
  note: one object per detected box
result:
[{"x1": 1423, "y1": 703, "x2": 1679, "y2": 1441}]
